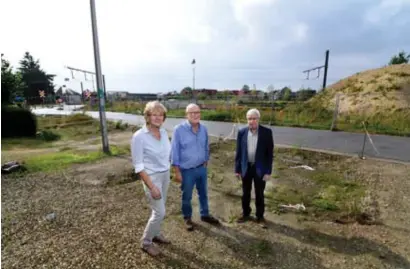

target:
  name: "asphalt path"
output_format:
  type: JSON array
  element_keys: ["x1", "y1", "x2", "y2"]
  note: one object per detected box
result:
[{"x1": 32, "y1": 107, "x2": 410, "y2": 162}]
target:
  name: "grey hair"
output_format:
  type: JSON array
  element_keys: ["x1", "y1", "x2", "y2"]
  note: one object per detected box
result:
[
  {"x1": 185, "y1": 103, "x2": 200, "y2": 113},
  {"x1": 246, "y1": 108, "x2": 260, "y2": 119}
]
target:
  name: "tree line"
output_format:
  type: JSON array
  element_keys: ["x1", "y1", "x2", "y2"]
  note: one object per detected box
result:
[
  {"x1": 2, "y1": 50, "x2": 408, "y2": 106},
  {"x1": 1, "y1": 52, "x2": 55, "y2": 105}
]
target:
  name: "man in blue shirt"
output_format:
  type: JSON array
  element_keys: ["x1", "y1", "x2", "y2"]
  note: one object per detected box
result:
[{"x1": 171, "y1": 103, "x2": 220, "y2": 231}]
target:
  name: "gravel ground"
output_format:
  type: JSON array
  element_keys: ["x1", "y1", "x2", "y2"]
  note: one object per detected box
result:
[{"x1": 2, "y1": 142, "x2": 410, "y2": 269}]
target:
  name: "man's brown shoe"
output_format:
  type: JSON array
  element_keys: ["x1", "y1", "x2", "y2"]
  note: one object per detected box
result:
[
  {"x1": 256, "y1": 217, "x2": 267, "y2": 229},
  {"x1": 201, "y1": 215, "x2": 220, "y2": 225},
  {"x1": 153, "y1": 234, "x2": 171, "y2": 244},
  {"x1": 185, "y1": 218, "x2": 194, "y2": 231},
  {"x1": 236, "y1": 215, "x2": 253, "y2": 223},
  {"x1": 141, "y1": 244, "x2": 161, "y2": 257}
]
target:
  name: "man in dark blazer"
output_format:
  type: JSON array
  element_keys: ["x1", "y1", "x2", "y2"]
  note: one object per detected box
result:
[{"x1": 235, "y1": 108, "x2": 274, "y2": 227}]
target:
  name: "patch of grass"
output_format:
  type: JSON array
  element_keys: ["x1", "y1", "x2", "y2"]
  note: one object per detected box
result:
[
  {"x1": 85, "y1": 101, "x2": 144, "y2": 114},
  {"x1": 163, "y1": 105, "x2": 410, "y2": 136},
  {"x1": 391, "y1": 71, "x2": 410, "y2": 77},
  {"x1": 389, "y1": 83, "x2": 401, "y2": 91},
  {"x1": 262, "y1": 146, "x2": 367, "y2": 222},
  {"x1": 3, "y1": 115, "x2": 136, "y2": 150},
  {"x1": 36, "y1": 130, "x2": 61, "y2": 142},
  {"x1": 1, "y1": 138, "x2": 50, "y2": 150},
  {"x1": 105, "y1": 170, "x2": 140, "y2": 186},
  {"x1": 375, "y1": 85, "x2": 385, "y2": 92},
  {"x1": 266, "y1": 168, "x2": 366, "y2": 219},
  {"x1": 59, "y1": 146, "x2": 73, "y2": 152},
  {"x1": 248, "y1": 240, "x2": 273, "y2": 257},
  {"x1": 39, "y1": 113, "x2": 94, "y2": 129},
  {"x1": 24, "y1": 145, "x2": 129, "y2": 173},
  {"x1": 115, "y1": 120, "x2": 129, "y2": 130}
]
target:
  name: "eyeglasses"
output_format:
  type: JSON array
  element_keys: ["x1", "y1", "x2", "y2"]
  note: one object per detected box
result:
[
  {"x1": 188, "y1": 111, "x2": 201, "y2": 115},
  {"x1": 247, "y1": 117, "x2": 258, "y2": 121}
]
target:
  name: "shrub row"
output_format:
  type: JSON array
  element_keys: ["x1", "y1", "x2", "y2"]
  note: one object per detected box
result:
[{"x1": 2, "y1": 106, "x2": 37, "y2": 138}]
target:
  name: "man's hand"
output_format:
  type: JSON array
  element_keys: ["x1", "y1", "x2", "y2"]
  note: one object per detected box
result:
[
  {"x1": 150, "y1": 185, "x2": 162, "y2": 200},
  {"x1": 174, "y1": 171, "x2": 182, "y2": 183},
  {"x1": 263, "y1": 174, "x2": 271, "y2": 181},
  {"x1": 235, "y1": 173, "x2": 242, "y2": 180},
  {"x1": 203, "y1": 161, "x2": 208, "y2": 167}
]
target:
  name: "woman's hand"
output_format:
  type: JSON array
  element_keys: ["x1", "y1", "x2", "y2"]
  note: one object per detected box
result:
[{"x1": 150, "y1": 185, "x2": 162, "y2": 200}]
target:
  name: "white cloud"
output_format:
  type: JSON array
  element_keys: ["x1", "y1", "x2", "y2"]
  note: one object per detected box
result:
[
  {"x1": 364, "y1": 0, "x2": 410, "y2": 25},
  {"x1": 293, "y1": 23, "x2": 309, "y2": 42}
]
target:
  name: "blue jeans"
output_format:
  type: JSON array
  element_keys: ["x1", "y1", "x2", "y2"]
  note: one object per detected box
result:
[{"x1": 181, "y1": 166, "x2": 209, "y2": 218}]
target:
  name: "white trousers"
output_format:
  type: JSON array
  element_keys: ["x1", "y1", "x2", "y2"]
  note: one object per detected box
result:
[{"x1": 141, "y1": 170, "x2": 170, "y2": 246}]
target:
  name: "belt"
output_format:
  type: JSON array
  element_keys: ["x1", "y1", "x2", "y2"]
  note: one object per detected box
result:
[{"x1": 183, "y1": 163, "x2": 204, "y2": 170}]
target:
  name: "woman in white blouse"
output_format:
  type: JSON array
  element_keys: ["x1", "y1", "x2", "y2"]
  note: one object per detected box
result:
[{"x1": 131, "y1": 101, "x2": 171, "y2": 257}]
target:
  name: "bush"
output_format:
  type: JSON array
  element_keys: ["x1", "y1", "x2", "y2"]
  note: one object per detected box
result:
[
  {"x1": 65, "y1": 113, "x2": 94, "y2": 123},
  {"x1": 202, "y1": 111, "x2": 233, "y2": 121},
  {"x1": 1, "y1": 106, "x2": 37, "y2": 138},
  {"x1": 36, "y1": 130, "x2": 61, "y2": 141}
]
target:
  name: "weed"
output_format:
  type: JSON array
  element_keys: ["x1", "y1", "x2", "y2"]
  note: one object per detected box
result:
[{"x1": 24, "y1": 145, "x2": 129, "y2": 173}]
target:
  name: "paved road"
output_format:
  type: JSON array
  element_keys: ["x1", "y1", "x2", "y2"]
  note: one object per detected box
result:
[
  {"x1": 92, "y1": 112, "x2": 410, "y2": 162},
  {"x1": 32, "y1": 108, "x2": 410, "y2": 162}
]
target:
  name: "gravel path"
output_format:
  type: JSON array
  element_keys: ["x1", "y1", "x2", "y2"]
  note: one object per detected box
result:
[{"x1": 2, "y1": 142, "x2": 410, "y2": 268}]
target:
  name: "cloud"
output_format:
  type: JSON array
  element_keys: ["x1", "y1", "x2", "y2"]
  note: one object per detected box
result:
[{"x1": 1, "y1": 0, "x2": 409, "y2": 93}]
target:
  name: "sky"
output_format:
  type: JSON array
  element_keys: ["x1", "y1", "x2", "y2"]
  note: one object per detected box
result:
[{"x1": 1, "y1": 0, "x2": 410, "y2": 94}]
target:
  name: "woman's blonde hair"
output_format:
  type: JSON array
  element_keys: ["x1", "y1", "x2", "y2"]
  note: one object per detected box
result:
[{"x1": 143, "y1": 101, "x2": 167, "y2": 124}]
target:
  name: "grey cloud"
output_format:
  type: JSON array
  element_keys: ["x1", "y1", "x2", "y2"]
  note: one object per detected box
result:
[{"x1": 104, "y1": 0, "x2": 410, "y2": 92}]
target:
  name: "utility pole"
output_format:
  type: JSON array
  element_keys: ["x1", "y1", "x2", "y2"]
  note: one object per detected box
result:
[
  {"x1": 90, "y1": 0, "x2": 109, "y2": 153},
  {"x1": 302, "y1": 49, "x2": 330, "y2": 91},
  {"x1": 323, "y1": 50, "x2": 329, "y2": 90}
]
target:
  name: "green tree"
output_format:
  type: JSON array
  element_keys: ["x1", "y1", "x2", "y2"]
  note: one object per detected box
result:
[
  {"x1": 215, "y1": 91, "x2": 224, "y2": 99},
  {"x1": 250, "y1": 89, "x2": 258, "y2": 100},
  {"x1": 223, "y1": 90, "x2": 233, "y2": 99},
  {"x1": 181, "y1": 86, "x2": 192, "y2": 92},
  {"x1": 1, "y1": 54, "x2": 24, "y2": 104},
  {"x1": 197, "y1": 93, "x2": 207, "y2": 100},
  {"x1": 241, "y1": 84, "x2": 250, "y2": 92},
  {"x1": 297, "y1": 88, "x2": 316, "y2": 101},
  {"x1": 389, "y1": 50, "x2": 410, "y2": 65},
  {"x1": 280, "y1": 86, "x2": 292, "y2": 101},
  {"x1": 18, "y1": 52, "x2": 55, "y2": 102}
]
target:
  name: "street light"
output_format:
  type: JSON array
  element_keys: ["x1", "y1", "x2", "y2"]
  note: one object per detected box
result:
[{"x1": 191, "y1": 58, "x2": 196, "y2": 103}]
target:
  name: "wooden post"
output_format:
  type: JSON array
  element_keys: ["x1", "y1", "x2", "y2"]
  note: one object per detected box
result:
[{"x1": 330, "y1": 93, "x2": 340, "y2": 131}]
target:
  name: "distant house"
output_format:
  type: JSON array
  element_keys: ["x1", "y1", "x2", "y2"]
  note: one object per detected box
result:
[
  {"x1": 181, "y1": 88, "x2": 218, "y2": 97},
  {"x1": 107, "y1": 91, "x2": 128, "y2": 99},
  {"x1": 126, "y1": 92, "x2": 158, "y2": 101},
  {"x1": 107, "y1": 91, "x2": 158, "y2": 101},
  {"x1": 55, "y1": 87, "x2": 82, "y2": 105}
]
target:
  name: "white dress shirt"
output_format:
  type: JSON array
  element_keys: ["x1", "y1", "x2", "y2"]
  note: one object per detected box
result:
[
  {"x1": 247, "y1": 129, "x2": 258, "y2": 163},
  {"x1": 131, "y1": 125, "x2": 171, "y2": 175}
]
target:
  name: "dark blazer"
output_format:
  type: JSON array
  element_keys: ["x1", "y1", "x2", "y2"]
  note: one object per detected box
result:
[{"x1": 235, "y1": 125, "x2": 274, "y2": 178}]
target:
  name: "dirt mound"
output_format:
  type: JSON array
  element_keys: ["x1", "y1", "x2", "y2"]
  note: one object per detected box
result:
[{"x1": 312, "y1": 64, "x2": 410, "y2": 115}]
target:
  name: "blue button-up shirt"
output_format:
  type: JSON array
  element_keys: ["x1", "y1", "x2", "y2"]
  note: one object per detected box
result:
[
  {"x1": 171, "y1": 120, "x2": 209, "y2": 170},
  {"x1": 131, "y1": 125, "x2": 171, "y2": 175}
]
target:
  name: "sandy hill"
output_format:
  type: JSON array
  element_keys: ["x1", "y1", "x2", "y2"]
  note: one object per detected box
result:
[{"x1": 311, "y1": 64, "x2": 410, "y2": 115}]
